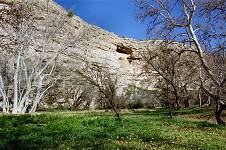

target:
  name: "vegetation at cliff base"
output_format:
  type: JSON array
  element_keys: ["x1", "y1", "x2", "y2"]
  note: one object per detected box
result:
[{"x1": 1, "y1": 107, "x2": 226, "y2": 150}]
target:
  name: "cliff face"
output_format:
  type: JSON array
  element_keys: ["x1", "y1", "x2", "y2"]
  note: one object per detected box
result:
[
  {"x1": 45, "y1": 1, "x2": 156, "y2": 90},
  {"x1": 0, "y1": 0, "x2": 157, "y2": 93}
]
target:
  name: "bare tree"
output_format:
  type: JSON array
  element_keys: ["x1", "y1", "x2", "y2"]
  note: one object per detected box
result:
[
  {"x1": 44, "y1": 73, "x2": 94, "y2": 111},
  {"x1": 77, "y1": 61, "x2": 121, "y2": 121},
  {"x1": 135, "y1": 0, "x2": 226, "y2": 125},
  {"x1": 141, "y1": 41, "x2": 198, "y2": 111},
  {"x1": 0, "y1": 0, "x2": 83, "y2": 114}
]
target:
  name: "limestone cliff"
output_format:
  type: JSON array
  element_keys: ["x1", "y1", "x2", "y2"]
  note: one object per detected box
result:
[{"x1": 0, "y1": 0, "x2": 157, "y2": 95}]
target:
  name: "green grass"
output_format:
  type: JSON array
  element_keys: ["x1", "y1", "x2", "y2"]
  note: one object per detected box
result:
[{"x1": 0, "y1": 107, "x2": 226, "y2": 150}]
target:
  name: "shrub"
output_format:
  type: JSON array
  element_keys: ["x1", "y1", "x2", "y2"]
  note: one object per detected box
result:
[{"x1": 67, "y1": 11, "x2": 74, "y2": 18}]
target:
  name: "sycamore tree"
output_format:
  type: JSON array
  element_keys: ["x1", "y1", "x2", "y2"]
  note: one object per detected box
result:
[
  {"x1": 0, "y1": 0, "x2": 83, "y2": 114},
  {"x1": 135, "y1": 0, "x2": 226, "y2": 125}
]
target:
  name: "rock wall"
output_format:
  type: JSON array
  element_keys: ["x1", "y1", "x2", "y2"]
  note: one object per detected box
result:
[
  {"x1": 41, "y1": 0, "x2": 157, "y2": 90},
  {"x1": 2, "y1": 0, "x2": 159, "y2": 88},
  {"x1": 1, "y1": 0, "x2": 161, "y2": 109}
]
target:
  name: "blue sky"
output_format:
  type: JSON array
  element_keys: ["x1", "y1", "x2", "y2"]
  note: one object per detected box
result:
[{"x1": 53, "y1": 0, "x2": 147, "y2": 40}]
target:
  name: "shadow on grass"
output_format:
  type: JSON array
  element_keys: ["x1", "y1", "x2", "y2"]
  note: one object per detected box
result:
[
  {"x1": 173, "y1": 106, "x2": 213, "y2": 115},
  {"x1": 131, "y1": 106, "x2": 213, "y2": 117},
  {"x1": 0, "y1": 113, "x2": 180, "y2": 149},
  {"x1": 129, "y1": 107, "x2": 222, "y2": 130},
  {"x1": 152, "y1": 116, "x2": 222, "y2": 129},
  {"x1": 0, "y1": 114, "x2": 125, "y2": 150},
  {"x1": 130, "y1": 108, "x2": 170, "y2": 116}
]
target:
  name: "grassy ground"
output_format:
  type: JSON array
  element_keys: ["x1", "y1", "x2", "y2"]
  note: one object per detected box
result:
[{"x1": 0, "y1": 107, "x2": 226, "y2": 150}]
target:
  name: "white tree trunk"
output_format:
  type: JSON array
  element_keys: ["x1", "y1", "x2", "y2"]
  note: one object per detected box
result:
[
  {"x1": 198, "y1": 89, "x2": 202, "y2": 107},
  {"x1": 18, "y1": 79, "x2": 32, "y2": 113},
  {"x1": 12, "y1": 52, "x2": 21, "y2": 114},
  {"x1": 188, "y1": 25, "x2": 219, "y2": 86},
  {"x1": 0, "y1": 75, "x2": 7, "y2": 113},
  {"x1": 0, "y1": 88, "x2": 9, "y2": 113},
  {"x1": 30, "y1": 76, "x2": 44, "y2": 113}
]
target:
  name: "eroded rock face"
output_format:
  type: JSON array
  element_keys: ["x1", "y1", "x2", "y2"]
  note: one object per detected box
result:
[
  {"x1": 47, "y1": 0, "x2": 157, "y2": 90},
  {"x1": 0, "y1": 0, "x2": 157, "y2": 95},
  {"x1": 0, "y1": 0, "x2": 20, "y2": 4}
]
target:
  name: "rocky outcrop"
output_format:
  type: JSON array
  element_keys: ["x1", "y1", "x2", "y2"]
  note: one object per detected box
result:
[{"x1": 116, "y1": 43, "x2": 134, "y2": 54}]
